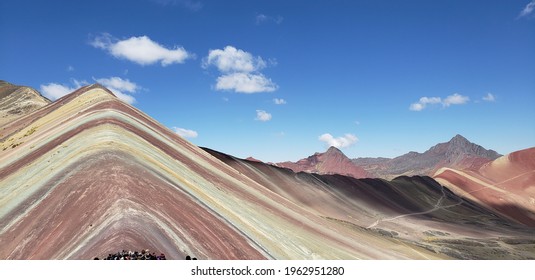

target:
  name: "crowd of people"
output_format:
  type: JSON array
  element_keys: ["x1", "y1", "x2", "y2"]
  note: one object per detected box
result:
[
  {"x1": 95, "y1": 249, "x2": 166, "y2": 260},
  {"x1": 94, "y1": 249, "x2": 198, "y2": 260}
]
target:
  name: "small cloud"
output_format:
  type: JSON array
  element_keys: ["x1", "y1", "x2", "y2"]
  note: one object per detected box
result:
[
  {"x1": 519, "y1": 0, "x2": 535, "y2": 18},
  {"x1": 256, "y1": 13, "x2": 283, "y2": 25},
  {"x1": 203, "y1": 46, "x2": 266, "y2": 73},
  {"x1": 442, "y1": 93, "x2": 469, "y2": 107},
  {"x1": 222, "y1": 97, "x2": 229, "y2": 102},
  {"x1": 256, "y1": 14, "x2": 268, "y2": 24},
  {"x1": 203, "y1": 46, "x2": 278, "y2": 94},
  {"x1": 67, "y1": 65, "x2": 75, "y2": 72},
  {"x1": 94, "y1": 76, "x2": 139, "y2": 104},
  {"x1": 409, "y1": 103, "x2": 425, "y2": 111},
  {"x1": 409, "y1": 94, "x2": 469, "y2": 111},
  {"x1": 255, "y1": 110, "x2": 272, "y2": 121},
  {"x1": 216, "y1": 73, "x2": 277, "y2": 93},
  {"x1": 90, "y1": 33, "x2": 193, "y2": 66},
  {"x1": 173, "y1": 127, "x2": 198, "y2": 138},
  {"x1": 318, "y1": 133, "x2": 358, "y2": 149},
  {"x1": 273, "y1": 98, "x2": 286, "y2": 105},
  {"x1": 409, "y1": 96, "x2": 442, "y2": 111},
  {"x1": 152, "y1": 0, "x2": 203, "y2": 11},
  {"x1": 40, "y1": 83, "x2": 77, "y2": 101},
  {"x1": 39, "y1": 79, "x2": 88, "y2": 100},
  {"x1": 482, "y1": 93, "x2": 496, "y2": 102}
]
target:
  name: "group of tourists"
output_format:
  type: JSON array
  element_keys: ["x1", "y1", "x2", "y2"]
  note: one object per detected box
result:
[{"x1": 95, "y1": 249, "x2": 166, "y2": 260}]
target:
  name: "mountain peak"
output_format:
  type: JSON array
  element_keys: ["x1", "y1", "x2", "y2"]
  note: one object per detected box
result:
[
  {"x1": 277, "y1": 146, "x2": 368, "y2": 178},
  {"x1": 449, "y1": 134, "x2": 469, "y2": 145},
  {"x1": 325, "y1": 146, "x2": 343, "y2": 155}
]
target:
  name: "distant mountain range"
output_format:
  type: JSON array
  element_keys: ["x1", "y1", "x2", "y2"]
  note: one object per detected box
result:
[{"x1": 277, "y1": 134, "x2": 501, "y2": 180}]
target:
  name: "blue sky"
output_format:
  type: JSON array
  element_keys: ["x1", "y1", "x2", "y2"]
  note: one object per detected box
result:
[{"x1": 1, "y1": 0, "x2": 534, "y2": 162}]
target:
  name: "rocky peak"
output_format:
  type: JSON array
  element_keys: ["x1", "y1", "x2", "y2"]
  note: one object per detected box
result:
[{"x1": 324, "y1": 146, "x2": 344, "y2": 157}]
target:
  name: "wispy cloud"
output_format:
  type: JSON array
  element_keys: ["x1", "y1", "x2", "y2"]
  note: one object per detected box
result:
[
  {"x1": 256, "y1": 13, "x2": 283, "y2": 25},
  {"x1": 173, "y1": 127, "x2": 198, "y2": 138},
  {"x1": 67, "y1": 65, "x2": 75, "y2": 72},
  {"x1": 91, "y1": 33, "x2": 193, "y2": 66},
  {"x1": 409, "y1": 93, "x2": 469, "y2": 111},
  {"x1": 40, "y1": 79, "x2": 88, "y2": 101},
  {"x1": 151, "y1": 0, "x2": 203, "y2": 11},
  {"x1": 318, "y1": 133, "x2": 358, "y2": 149},
  {"x1": 482, "y1": 93, "x2": 496, "y2": 102},
  {"x1": 273, "y1": 98, "x2": 286, "y2": 105},
  {"x1": 519, "y1": 0, "x2": 535, "y2": 18},
  {"x1": 255, "y1": 110, "x2": 272, "y2": 121},
  {"x1": 94, "y1": 76, "x2": 139, "y2": 104},
  {"x1": 203, "y1": 46, "x2": 278, "y2": 93}
]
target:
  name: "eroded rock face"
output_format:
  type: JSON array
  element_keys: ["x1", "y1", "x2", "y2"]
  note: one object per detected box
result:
[{"x1": 0, "y1": 81, "x2": 50, "y2": 127}]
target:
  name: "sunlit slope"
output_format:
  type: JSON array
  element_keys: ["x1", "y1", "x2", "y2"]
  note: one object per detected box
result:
[
  {"x1": 0, "y1": 84, "x2": 442, "y2": 260},
  {"x1": 434, "y1": 147, "x2": 535, "y2": 227},
  {"x1": 0, "y1": 81, "x2": 50, "y2": 127}
]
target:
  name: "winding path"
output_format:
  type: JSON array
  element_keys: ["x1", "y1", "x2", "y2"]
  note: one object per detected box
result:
[{"x1": 366, "y1": 185, "x2": 463, "y2": 229}]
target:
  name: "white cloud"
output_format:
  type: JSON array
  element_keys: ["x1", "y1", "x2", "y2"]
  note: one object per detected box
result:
[
  {"x1": 519, "y1": 0, "x2": 535, "y2": 18},
  {"x1": 39, "y1": 79, "x2": 88, "y2": 101},
  {"x1": 318, "y1": 133, "x2": 358, "y2": 149},
  {"x1": 409, "y1": 94, "x2": 469, "y2": 111},
  {"x1": 409, "y1": 96, "x2": 442, "y2": 111},
  {"x1": 216, "y1": 73, "x2": 277, "y2": 93},
  {"x1": 67, "y1": 65, "x2": 75, "y2": 72},
  {"x1": 273, "y1": 98, "x2": 286, "y2": 105},
  {"x1": 409, "y1": 103, "x2": 425, "y2": 111},
  {"x1": 40, "y1": 83, "x2": 77, "y2": 101},
  {"x1": 203, "y1": 46, "x2": 266, "y2": 73},
  {"x1": 482, "y1": 93, "x2": 496, "y2": 102},
  {"x1": 442, "y1": 93, "x2": 469, "y2": 107},
  {"x1": 255, "y1": 110, "x2": 272, "y2": 121},
  {"x1": 203, "y1": 46, "x2": 278, "y2": 94},
  {"x1": 91, "y1": 33, "x2": 192, "y2": 66},
  {"x1": 94, "y1": 77, "x2": 138, "y2": 104},
  {"x1": 173, "y1": 127, "x2": 198, "y2": 138}
]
